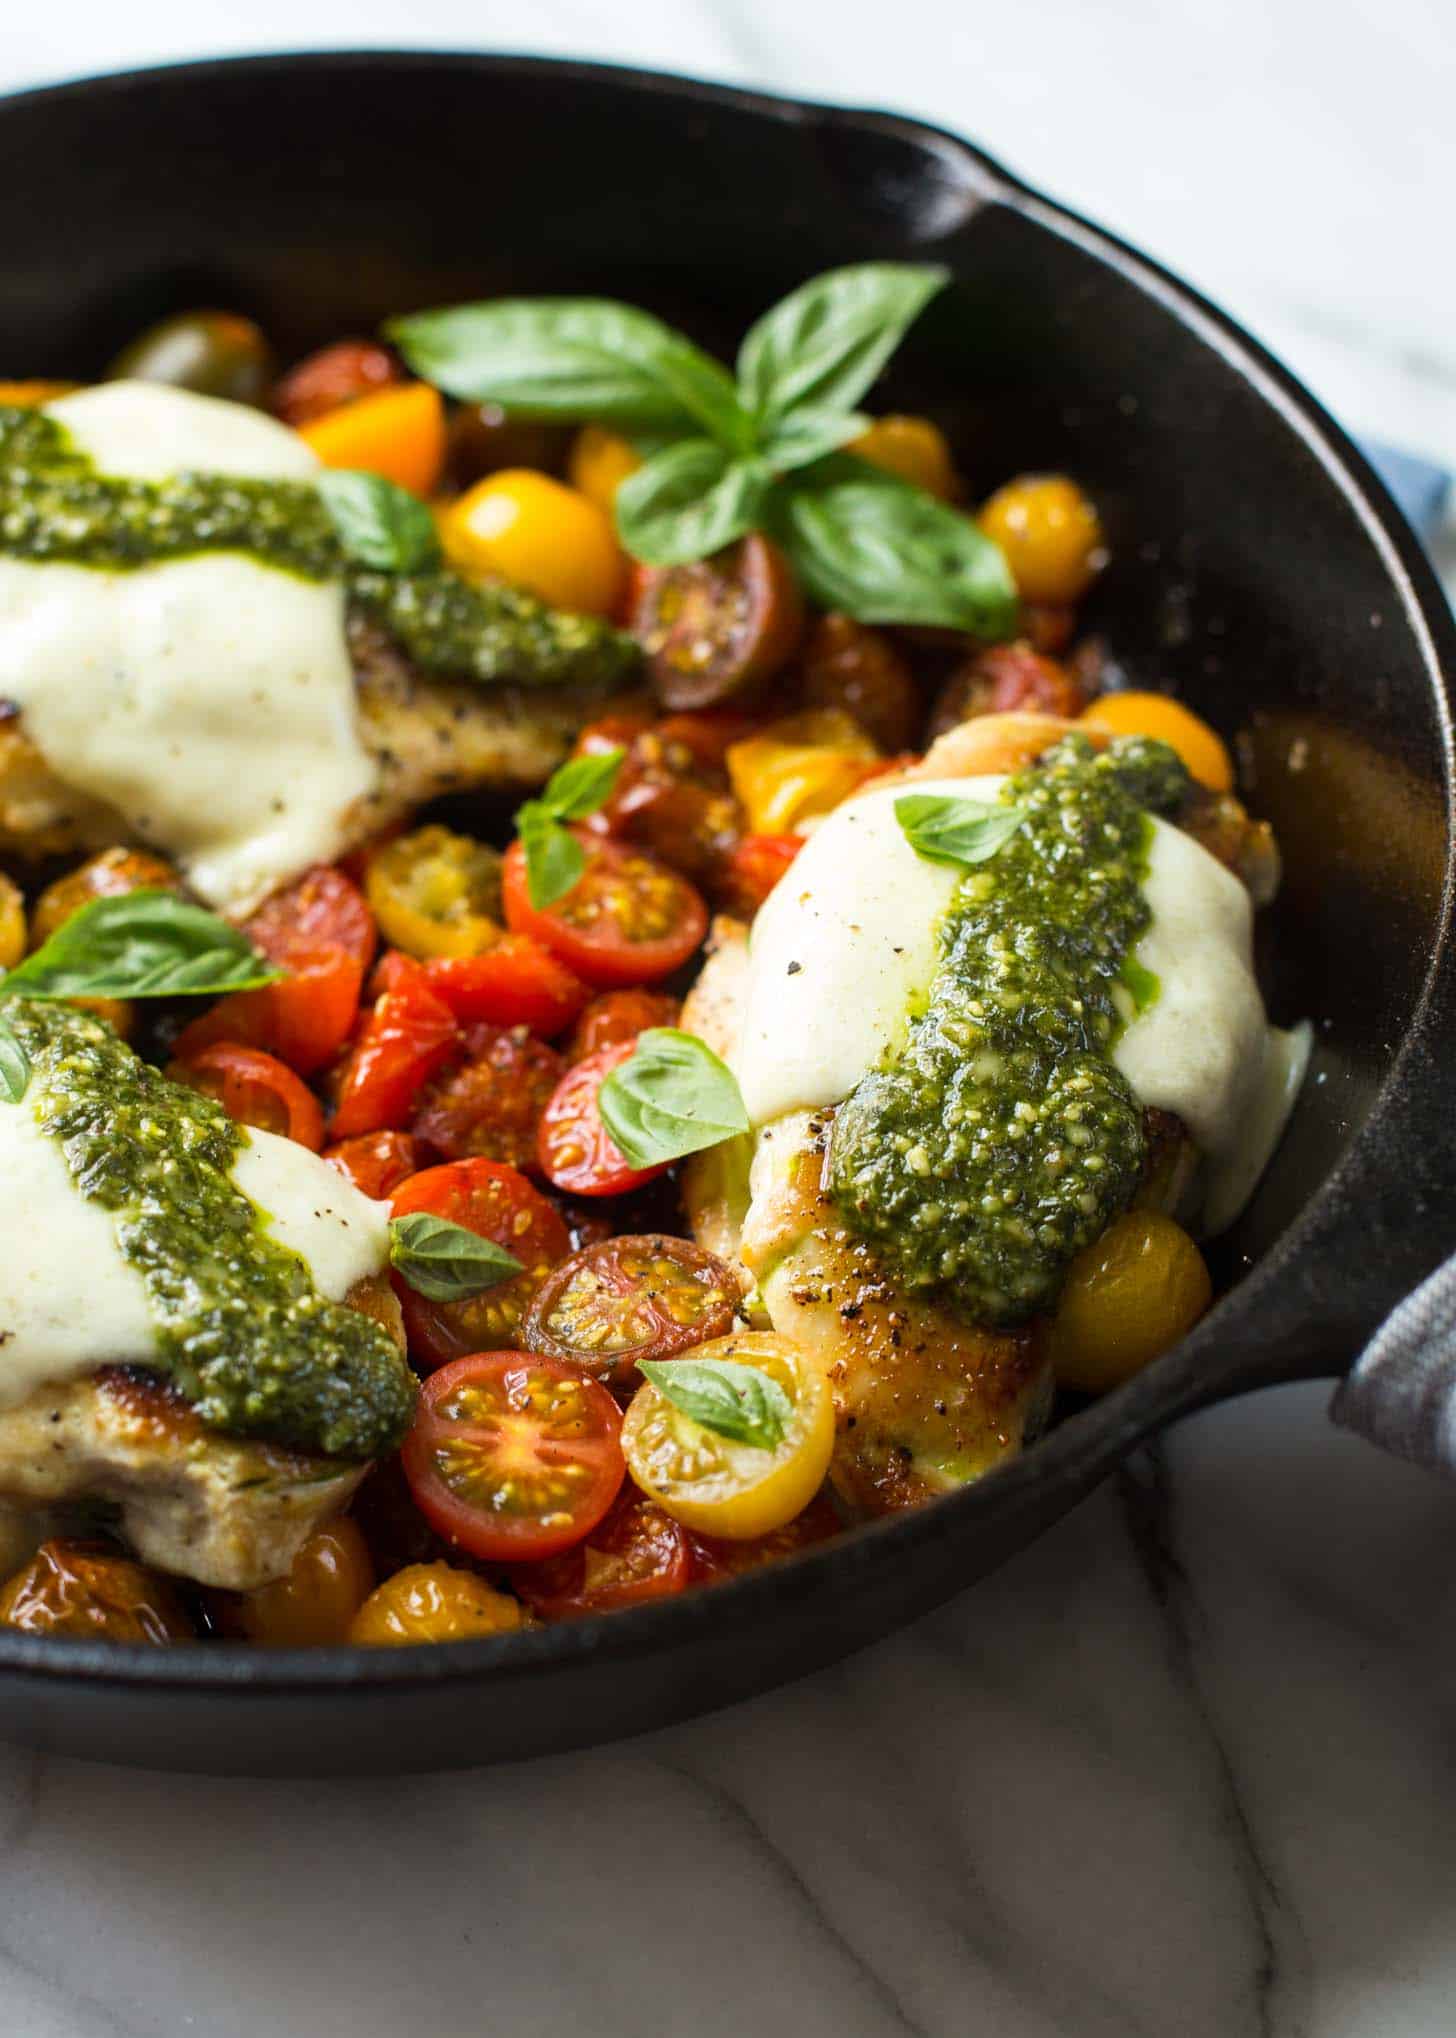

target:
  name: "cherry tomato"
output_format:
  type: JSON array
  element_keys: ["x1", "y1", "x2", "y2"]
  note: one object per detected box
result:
[
  {"x1": 30, "y1": 845, "x2": 182, "y2": 949},
  {"x1": 522, "y1": 1234, "x2": 742, "y2": 1393},
  {"x1": 423, "y1": 937, "x2": 589, "y2": 1037},
  {"x1": 109, "y1": 309, "x2": 272, "y2": 405},
  {"x1": 299, "y1": 381, "x2": 446, "y2": 497},
  {"x1": 226, "y1": 1519, "x2": 376, "y2": 1646},
  {"x1": 169, "y1": 1042, "x2": 325, "y2": 1150},
  {"x1": 978, "y1": 473, "x2": 1107, "y2": 605},
  {"x1": 365, "y1": 825, "x2": 504, "y2": 961},
  {"x1": 568, "y1": 425, "x2": 642, "y2": 514},
  {"x1": 572, "y1": 715, "x2": 740, "y2": 881},
  {"x1": 715, "y1": 832, "x2": 802, "y2": 916},
  {"x1": 273, "y1": 340, "x2": 403, "y2": 426},
  {"x1": 725, "y1": 709, "x2": 882, "y2": 835},
  {"x1": 1079, "y1": 691, "x2": 1234, "y2": 793},
  {"x1": 977, "y1": 642, "x2": 1086, "y2": 719},
  {"x1": 323, "y1": 1129, "x2": 433, "y2": 1201},
  {"x1": 350, "y1": 1562, "x2": 528, "y2": 1645},
  {"x1": 445, "y1": 403, "x2": 571, "y2": 489},
  {"x1": 174, "y1": 866, "x2": 375, "y2": 1076},
  {"x1": 800, "y1": 613, "x2": 921, "y2": 753},
  {"x1": 410, "y1": 1023, "x2": 565, "y2": 1175},
  {"x1": 390, "y1": 1158, "x2": 571, "y2": 1366},
  {"x1": 442, "y1": 470, "x2": 625, "y2": 618},
  {"x1": 0, "y1": 1540, "x2": 192, "y2": 1643},
  {"x1": 630, "y1": 533, "x2": 804, "y2": 709},
  {"x1": 620, "y1": 1330, "x2": 836, "y2": 1541},
  {"x1": 0, "y1": 872, "x2": 23, "y2": 971},
  {"x1": 536, "y1": 1042, "x2": 668, "y2": 1199},
  {"x1": 502, "y1": 832, "x2": 707, "y2": 988},
  {"x1": 687, "y1": 1490, "x2": 842, "y2": 1586},
  {"x1": 329, "y1": 955, "x2": 458, "y2": 1138},
  {"x1": 564, "y1": 988, "x2": 680, "y2": 1064},
  {"x1": 401, "y1": 1352, "x2": 625, "y2": 1562},
  {"x1": 509, "y1": 1488, "x2": 690, "y2": 1620},
  {"x1": 846, "y1": 414, "x2": 957, "y2": 499}
]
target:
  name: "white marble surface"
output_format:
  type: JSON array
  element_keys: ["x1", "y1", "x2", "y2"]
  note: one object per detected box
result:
[{"x1": 2, "y1": 7, "x2": 1456, "y2": 2035}]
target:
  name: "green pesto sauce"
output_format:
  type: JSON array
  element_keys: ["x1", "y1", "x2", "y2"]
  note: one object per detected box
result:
[
  {"x1": 14, "y1": 1002, "x2": 415, "y2": 1461},
  {"x1": 0, "y1": 405, "x2": 639, "y2": 693},
  {"x1": 828, "y1": 735, "x2": 1191, "y2": 1328}
]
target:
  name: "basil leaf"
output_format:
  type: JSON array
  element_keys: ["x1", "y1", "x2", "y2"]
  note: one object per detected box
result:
[
  {"x1": 736, "y1": 263, "x2": 949, "y2": 423},
  {"x1": 638, "y1": 1356, "x2": 792, "y2": 1452},
  {"x1": 778, "y1": 461, "x2": 1018, "y2": 637},
  {"x1": 597, "y1": 1027, "x2": 750, "y2": 1167},
  {"x1": 0, "y1": 1016, "x2": 30, "y2": 1103},
  {"x1": 539, "y1": 746, "x2": 625, "y2": 823},
  {"x1": 756, "y1": 406, "x2": 868, "y2": 476},
  {"x1": 615, "y1": 440, "x2": 771, "y2": 567},
  {"x1": 894, "y1": 793, "x2": 1027, "y2": 868},
  {"x1": 1, "y1": 892, "x2": 280, "y2": 1001},
  {"x1": 389, "y1": 298, "x2": 746, "y2": 442},
  {"x1": 518, "y1": 802, "x2": 586, "y2": 912},
  {"x1": 388, "y1": 1213, "x2": 523, "y2": 1302},
  {"x1": 316, "y1": 468, "x2": 440, "y2": 572}
]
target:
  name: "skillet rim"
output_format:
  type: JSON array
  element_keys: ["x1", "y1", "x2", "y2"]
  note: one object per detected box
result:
[{"x1": 0, "y1": 45, "x2": 1451, "y2": 1702}]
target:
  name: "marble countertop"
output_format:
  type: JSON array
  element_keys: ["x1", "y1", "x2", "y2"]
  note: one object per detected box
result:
[{"x1": 2, "y1": 5, "x2": 1455, "y2": 2033}]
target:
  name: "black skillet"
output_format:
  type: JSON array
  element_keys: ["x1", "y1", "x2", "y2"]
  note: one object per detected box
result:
[{"x1": 0, "y1": 51, "x2": 1451, "y2": 1775}]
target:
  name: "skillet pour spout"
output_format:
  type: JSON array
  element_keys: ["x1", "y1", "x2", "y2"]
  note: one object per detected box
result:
[{"x1": 0, "y1": 49, "x2": 1450, "y2": 1775}]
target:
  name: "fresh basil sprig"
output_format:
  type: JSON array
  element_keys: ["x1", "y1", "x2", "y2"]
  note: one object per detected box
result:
[
  {"x1": 317, "y1": 469, "x2": 441, "y2": 572},
  {"x1": 894, "y1": 792, "x2": 1027, "y2": 869},
  {"x1": 392, "y1": 265, "x2": 1019, "y2": 638},
  {"x1": 597, "y1": 1027, "x2": 750, "y2": 1169},
  {"x1": 388, "y1": 1213, "x2": 523, "y2": 1301},
  {"x1": 2, "y1": 892, "x2": 280, "y2": 1002},
  {"x1": 638, "y1": 1355, "x2": 792, "y2": 1452},
  {"x1": 0, "y1": 1016, "x2": 30, "y2": 1104},
  {"x1": 514, "y1": 747, "x2": 625, "y2": 911}
]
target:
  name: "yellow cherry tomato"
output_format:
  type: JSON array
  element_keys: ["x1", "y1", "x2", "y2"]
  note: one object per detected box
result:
[
  {"x1": 1079, "y1": 690, "x2": 1234, "y2": 793},
  {"x1": 726, "y1": 708, "x2": 881, "y2": 835},
  {"x1": 621, "y1": 1330, "x2": 835, "y2": 1541},
  {"x1": 1049, "y1": 1211, "x2": 1212, "y2": 1394},
  {"x1": 848, "y1": 414, "x2": 957, "y2": 499},
  {"x1": 0, "y1": 380, "x2": 79, "y2": 407},
  {"x1": 0, "y1": 872, "x2": 24, "y2": 971},
  {"x1": 349, "y1": 1562, "x2": 528, "y2": 1645},
  {"x1": 979, "y1": 473, "x2": 1106, "y2": 604},
  {"x1": 365, "y1": 824, "x2": 503, "y2": 960},
  {"x1": 568, "y1": 425, "x2": 641, "y2": 515},
  {"x1": 232, "y1": 1519, "x2": 376, "y2": 1647},
  {"x1": 299, "y1": 380, "x2": 446, "y2": 497},
  {"x1": 442, "y1": 469, "x2": 625, "y2": 618}
]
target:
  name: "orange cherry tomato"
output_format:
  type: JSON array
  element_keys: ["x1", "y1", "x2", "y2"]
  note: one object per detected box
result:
[
  {"x1": 323, "y1": 1129, "x2": 433, "y2": 1201},
  {"x1": 502, "y1": 832, "x2": 708, "y2": 989},
  {"x1": 389, "y1": 1158, "x2": 571, "y2": 1367},
  {"x1": 273, "y1": 340, "x2": 403, "y2": 427},
  {"x1": 329, "y1": 955, "x2": 458, "y2": 1139},
  {"x1": 422, "y1": 937, "x2": 590, "y2": 1037},
  {"x1": 228, "y1": 1519, "x2": 376, "y2": 1646},
  {"x1": 564, "y1": 988, "x2": 680, "y2": 1064},
  {"x1": 536, "y1": 1042, "x2": 668, "y2": 1200},
  {"x1": 1079, "y1": 691, "x2": 1234, "y2": 793},
  {"x1": 401, "y1": 1352, "x2": 625, "y2": 1563},
  {"x1": 410, "y1": 1022, "x2": 565, "y2": 1175},
  {"x1": 29, "y1": 845, "x2": 182, "y2": 949},
  {"x1": 299, "y1": 380, "x2": 446, "y2": 497},
  {"x1": 170, "y1": 1042, "x2": 325, "y2": 1150},
  {"x1": 509, "y1": 1488, "x2": 690, "y2": 1620},
  {"x1": 522, "y1": 1233, "x2": 741, "y2": 1393},
  {"x1": 349, "y1": 1562, "x2": 528, "y2": 1645}
]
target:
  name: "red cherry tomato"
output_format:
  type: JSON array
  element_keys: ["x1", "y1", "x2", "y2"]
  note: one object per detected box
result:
[
  {"x1": 502, "y1": 832, "x2": 707, "y2": 988},
  {"x1": 174, "y1": 866, "x2": 376, "y2": 1076},
  {"x1": 686, "y1": 1491, "x2": 842, "y2": 1586},
  {"x1": 323, "y1": 1130, "x2": 433, "y2": 1201},
  {"x1": 422, "y1": 937, "x2": 590, "y2": 1037},
  {"x1": 571, "y1": 716, "x2": 740, "y2": 881},
  {"x1": 799, "y1": 613, "x2": 921, "y2": 753},
  {"x1": 273, "y1": 340, "x2": 403, "y2": 427},
  {"x1": 522, "y1": 1234, "x2": 742, "y2": 1392},
  {"x1": 390, "y1": 1158, "x2": 571, "y2": 1367},
  {"x1": 401, "y1": 1352, "x2": 624, "y2": 1562},
  {"x1": 410, "y1": 1023, "x2": 564, "y2": 1176},
  {"x1": 536, "y1": 1042, "x2": 668, "y2": 1199},
  {"x1": 329, "y1": 955, "x2": 457, "y2": 1138},
  {"x1": 509, "y1": 1488, "x2": 690, "y2": 1618},
  {"x1": 716, "y1": 832, "x2": 802, "y2": 916},
  {"x1": 169, "y1": 1042, "x2": 325, "y2": 1150},
  {"x1": 976, "y1": 642, "x2": 1086, "y2": 719},
  {"x1": 564, "y1": 988, "x2": 680, "y2": 1064}
]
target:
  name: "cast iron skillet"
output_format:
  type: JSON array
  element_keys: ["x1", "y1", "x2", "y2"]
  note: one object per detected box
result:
[{"x1": 0, "y1": 51, "x2": 1451, "y2": 1775}]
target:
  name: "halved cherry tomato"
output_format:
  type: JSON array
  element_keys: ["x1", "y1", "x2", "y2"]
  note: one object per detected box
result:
[
  {"x1": 800, "y1": 613, "x2": 921, "y2": 753},
  {"x1": 323, "y1": 1129, "x2": 432, "y2": 1201},
  {"x1": 564, "y1": 988, "x2": 680, "y2": 1064},
  {"x1": 725, "y1": 708, "x2": 881, "y2": 836},
  {"x1": 401, "y1": 1352, "x2": 625, "y2": 1562},
  {"x1": 329, "y1": 956, "x2": 458, "y2": 1138},
  {"x1": 630, "y1": 533, "x2": 804, "y2": 709},
  {"x1": 522, "y1": 1234, "x2": 742, "y2": 1393},
  {"x1": 365, "y1": 826, "x2": 504, "y2": 962},
  {"x1": 299, "y1": 380, "x2": 446, "y2": 497},
  {"x1": 509, "y1": 1488, "x2": 690, "y2": 1619},
  {"x1": 170, "y1": 1042, "x2": 325, "y2": 1150},
  {"x1": 686, "y1": 1490, "x2": 843, "y2": 1586},
  {"x1": 621, "y1": 1330, "x2": 836, "y2": 1541},
  {"x1": 174, "y1": 866, "x2": 375, "y2": 1076},
  {"x1": 571, "y1": 715, "x2": 740, "y2": 880},
  {"x1": 410, "y1": 1023, "x2": 564, "y2": 1174},
  {"x1": 536, "y1": 1042, "x2": 668, "y2": 1199},
  {"x1": 273, "y1": 340, "x2": 403, "y2": 427},
  {"x1": 390, "y1": 1159, "x2": 571, "y2": 1366},
  {"x1": 715, "y1": 832, "x2": 802, "y2": 916},
  {"x1": 502, "y1": 832, "x2": 707, "y2": 988},
  {"x1": 423, "y1": 937, "x2": 589, "y2": 1037}
]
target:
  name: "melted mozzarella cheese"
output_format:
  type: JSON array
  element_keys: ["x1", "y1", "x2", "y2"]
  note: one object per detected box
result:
[
  {"x1": 0, "y1": 383, "x2": 376, "y2": 915},
  {"x1": 0, "y1": 1112, "x2": 391, "y2": 1409},
  {"x1": 735, "y1": 773, "x2": 1306, "y2": 1235}
]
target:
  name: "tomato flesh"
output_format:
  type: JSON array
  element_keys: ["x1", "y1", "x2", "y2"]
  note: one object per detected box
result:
[
  {"x1": 423, "y1": 938, "x2": 589, "y2": 1036},
  {"x1": 565, "y1": 988, "x2": 680, "y2": 1064},
  {"x1": 401, "y1": 1352, "x2": 624, "y2": 1562},
  {"x1": 330, "y1": 955, "x2": 458, "y2": 1138},
  {"x1": 686, "y1": 1491, "x2": 842, "y2": 1585},
  {"x1": 273, "y1": 340, "x2": 403, "y2": 426},
  {"x1": 630, "y1": 532, "x2": 804, "y2": 710},
  {"x1": 523, "y1": 1234, "x2": 741, "y2": 1392},
  {"x1": 715, "y1": 832, "x2": 802, "y2": 917},
  {"x1": 410, "y1": 1023, "x2": 564, "y2": 1175},
  {"x1": 323, "y1": 1130, "x2": 432, "y2": 1201},
  {"x1": 509, "y1": 1488, "x2": 690, "y2": 1618},
  {"x1": 170, "y1": 1042, "x2": 325, "y2": 1150},
  {"x1": 390, "y1": 1158, "x2": 571, "y2": 1367},
  {"x1": 502, "y1": 833, "x2": 707, "y2": 989},
  {"x1": 536, "y1": 1042, "x2": 668, "y2": 1199}
]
